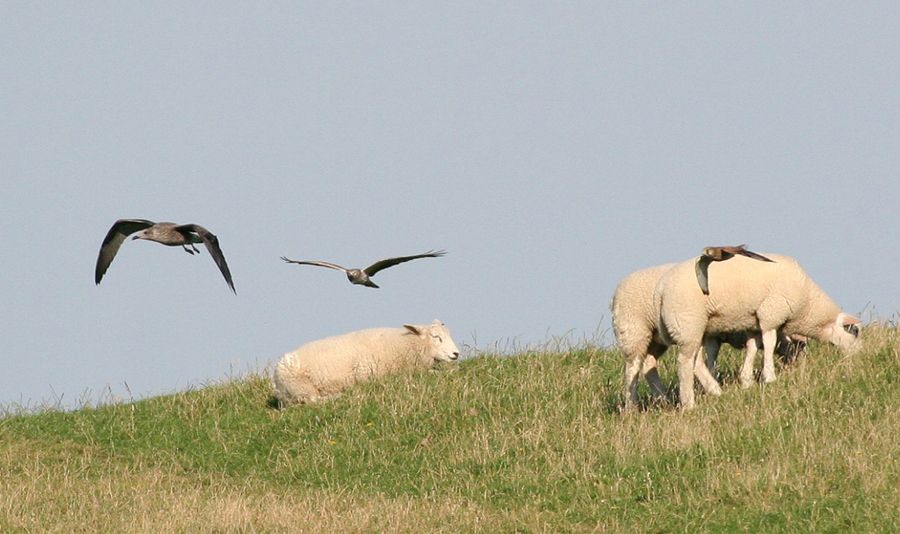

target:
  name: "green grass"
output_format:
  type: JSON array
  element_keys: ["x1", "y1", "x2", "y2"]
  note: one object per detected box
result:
[{"x1": 2, "y1": 327, "x2": 900, "y2": 532}]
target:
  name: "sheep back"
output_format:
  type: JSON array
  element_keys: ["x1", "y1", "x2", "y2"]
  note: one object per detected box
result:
[
  {"x1": 656, "y1": 253, "x2": 844, "y2": 342},
  {"x1": 610, "y1": 263, "x2": 675, "y2": 360}
]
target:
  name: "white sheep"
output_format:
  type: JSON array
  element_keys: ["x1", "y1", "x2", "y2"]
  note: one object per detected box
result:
[
  {"x1": 611, "y1": 263, "x2": 809, "y2": 409},
  {"x1": 612, "y1": 263, "x2": 725, "y2": 409},
  {"x1": 655, "y1": 253, "x2": 861, "y2": 410},
  {"x1": 273, "y1": 319, "x2": 460, "y2": 406},
  {"x1": 611, "y1": 263, "x2": 680, "y2": 407}
]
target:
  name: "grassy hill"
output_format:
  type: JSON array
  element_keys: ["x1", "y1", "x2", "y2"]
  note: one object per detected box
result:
[{"x1": 2, "y1": 327, "x2": 900, "y2": 532}]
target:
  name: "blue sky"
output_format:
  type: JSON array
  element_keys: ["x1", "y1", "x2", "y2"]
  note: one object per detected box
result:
[{"x1": 2, "y1": 3, "x2": 897, "y2": 408}]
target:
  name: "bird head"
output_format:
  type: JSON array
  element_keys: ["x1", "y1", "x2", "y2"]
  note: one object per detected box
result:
[{"x1": 131, "y1": 227, "x2": 158, "y2": 241}]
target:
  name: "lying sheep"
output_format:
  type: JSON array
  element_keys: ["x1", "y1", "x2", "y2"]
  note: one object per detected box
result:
[
  {"x1": 273, "y1": 319, "x2": 460, "y2": 406},
  {"x1": 612, "y1": 263, "x2": 737, "y2": 409},
  {"x1": 655, "y1": 253, "x2": 861, "y2": 410}
]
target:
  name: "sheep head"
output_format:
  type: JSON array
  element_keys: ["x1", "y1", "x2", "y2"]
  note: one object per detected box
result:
[
  {"x1": 822, "y1": 312, "x2": 862, "y2": 355},
  {"x1": 404, "y1": 319, "x2": 460, "y2": 362}
]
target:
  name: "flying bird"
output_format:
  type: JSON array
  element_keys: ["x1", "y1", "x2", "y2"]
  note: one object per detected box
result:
[
  {"x1": 695, "y1": 244, "x2": 774, "y2": 295},
  {"x1": 280, "y1": 250, "x2": 446, "y2": 288},
  {"x1": 95, "y1": 219, "x2": 235, "y2": 293}
]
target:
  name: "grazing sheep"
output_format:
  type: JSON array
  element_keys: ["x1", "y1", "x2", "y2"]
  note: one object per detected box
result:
[
  {"x1": 611, "y1": 264, "x2": 678, "y2": 407},
  {"x1": 655, "y1": 253, "x2": 861, "y2": 410},
  {"x1": 612, "y1": 264, "x2": 810, "y2": 409},
  {"x1": 611, "y1": 263, "x2": 726, "y2": 409},
  {"x1": 273, "y1": 319, "x2": 460, "y2": 406}
]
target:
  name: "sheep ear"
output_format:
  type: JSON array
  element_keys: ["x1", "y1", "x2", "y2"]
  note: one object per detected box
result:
[
  {"x1": 841, "y1": 314, "x2": 861, "y2": 325},
  {"x1": 432, "y1": 319, "x2": 442, "y2": 325},
  {"x1": 404, "y1": 324, "x2": 422, "y2": 336}
]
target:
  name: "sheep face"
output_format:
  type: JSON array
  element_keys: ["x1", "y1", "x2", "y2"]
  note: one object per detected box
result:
[
  {"x1": 404, "y1": 319, "x2": 460, "y2": 362},
  {"x1": 823, "y1": 313, "x2": 862, "y2": 355}
]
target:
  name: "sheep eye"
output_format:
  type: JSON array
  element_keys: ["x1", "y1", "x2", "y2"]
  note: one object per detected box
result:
[{"x1": 844, "y1": 324, "x2": 859, "y2": 337}]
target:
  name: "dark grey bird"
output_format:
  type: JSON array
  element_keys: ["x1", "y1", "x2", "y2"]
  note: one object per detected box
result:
[
  {"x1": 280, "y1": 250, "x2": 446, "y2": 288},
  {"x1": 95, "y1": 219, "x2": 235, "y2": 293},
  {"x1": 695, "y1": 244, "x2": 774, "y2": 295}
]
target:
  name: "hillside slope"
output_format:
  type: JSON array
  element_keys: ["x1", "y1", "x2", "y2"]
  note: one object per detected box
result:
[{"x1": 2, "y1": 329, "x2": 900, "y2": 532}]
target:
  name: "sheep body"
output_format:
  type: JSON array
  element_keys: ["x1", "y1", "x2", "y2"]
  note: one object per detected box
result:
[
  {"x1": 611, "y1": 263, "x2": 722, "y2": 409},
  {"x1": 273, "y1": 320, "x2": 459, "y2": 405},
  {"x1": 655, "y1": 253, "x2": 860, "y2": 409},
  {"x1": 611, "y1": 263, "x2": 808, "y2": 409},
  {"x1": 611, "y1": 264, "x2": 678, "y2": 405}
]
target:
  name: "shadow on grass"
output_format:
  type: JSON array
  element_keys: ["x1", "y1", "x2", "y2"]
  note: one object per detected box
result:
[{"x1": 265, "y1": 396, "x2": 282, "y2": 410}]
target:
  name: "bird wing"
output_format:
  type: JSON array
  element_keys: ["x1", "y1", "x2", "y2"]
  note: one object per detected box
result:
[
  {"x1": 280, "y1": 257, "x2": 349, "y2": 273},
  {"x1": 95, "y1": 219, "x2": 156, "y2": 284},
  {"x1": 363, "y1": 250, "x2": 446, "y2": 276},
  {"x1": 736, "y1": 249, "x2": 774, "y2": 263},
  {"x1": 695, "y1": 256, "x2": 712, "y2": 295},
  {"x1": 177, "y1": 224, "x2": 236, "y2": 293}
]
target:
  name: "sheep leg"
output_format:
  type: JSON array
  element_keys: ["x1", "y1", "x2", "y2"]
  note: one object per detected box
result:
[
  {"x1": 739, "y1": 335, "x2": 759, "y2": 388},
  {"x1": 760, "y1": 329, "x2": 778, "y2": 383},
  {"x1": 703, "y1": 336, "x2": 721, "y2": 383},
  {"x1": 677, "y1": 341, "x2": 703, "y2": 410},
  {"x1": 623, "y1": 353, "x2": 645, "y2": 410},
  {"x1": 693, "y1": 346, "x2": 722, "y2": 396},
  {"x1": 642, "y1": 353, "x2": 667, "y2": 402}
]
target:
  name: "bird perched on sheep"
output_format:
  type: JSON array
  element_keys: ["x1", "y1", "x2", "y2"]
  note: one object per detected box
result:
[
  {"x1": 695, "y1": 244, "x2": 773, "y2": 295},
  {"x1": 654, "y1": 253, "x2": 861, "y2": 410},
  {"x1": 280, "y1": 250, "x2": 446, "y2": 288},
  {"x1": 273, "y1": 320, "x2": 460, "y2": 406}
]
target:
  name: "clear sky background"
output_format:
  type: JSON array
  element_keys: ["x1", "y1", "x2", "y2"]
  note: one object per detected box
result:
[{"x1": 1, "y1": 3, "x2": 897, "y2": 409}]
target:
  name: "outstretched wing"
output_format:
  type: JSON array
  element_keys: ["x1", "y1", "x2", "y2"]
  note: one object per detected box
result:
[
  {"x1": 280, "y1": 257, "x2": 349, "y2": 273},
  {"x1": 177, "y1": 224, "x2": 236, "y2": 293},
  {"x1": 95, "y1": 219, "x2": 155, "y2": 284},
  {"x1": 735, "y1": 248, "x2": 774, "y2": 263},
  {"x1": 363, "y1": 249, "x2": 447, "y2": 276},
  {"x1": 695, "y1": 255, "x2": 712, "y2": 295}
]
